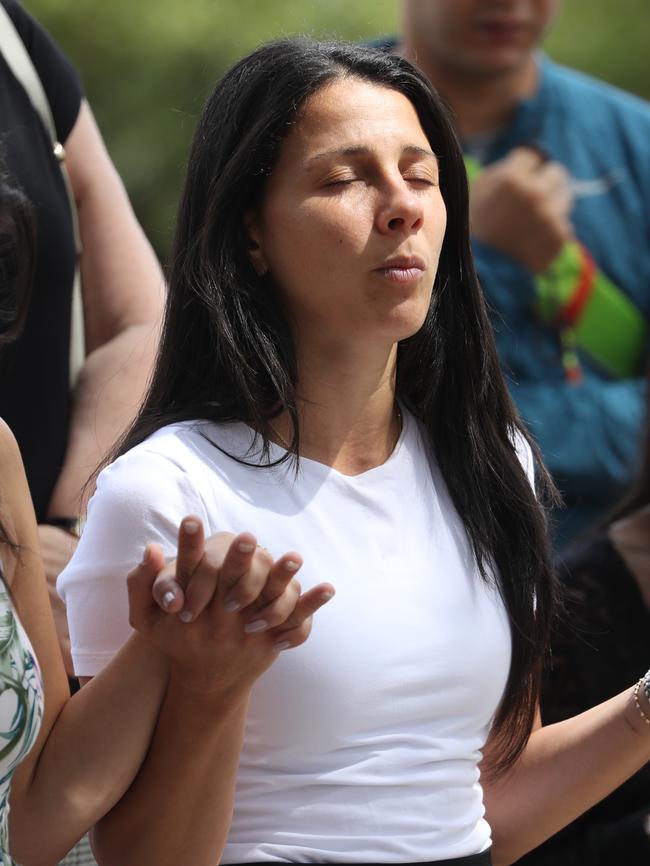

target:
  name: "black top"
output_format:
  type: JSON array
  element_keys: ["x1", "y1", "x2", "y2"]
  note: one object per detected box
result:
[
  {"x1": 0, "y1": 0, "x2": 82, "y2": 520},
  {"x1": 518, "y1": 534, "x2": 650, "y2": 865}
]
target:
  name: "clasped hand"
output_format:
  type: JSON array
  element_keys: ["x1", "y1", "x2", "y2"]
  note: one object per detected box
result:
[
  {"x1": 126, "y1": 516, "x2": 335, "y2": 697},
  {"x1": 470, "y1": 146, "x2": 575, "y2": 274}
]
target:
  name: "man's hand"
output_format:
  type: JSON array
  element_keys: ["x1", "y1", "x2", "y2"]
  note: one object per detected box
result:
[
  {"x1": 37, "y1": 524, "x2": 78, "y2": 677},
  {"x1": 470, "y1": 147, "x2": 575, "y2": 274}
]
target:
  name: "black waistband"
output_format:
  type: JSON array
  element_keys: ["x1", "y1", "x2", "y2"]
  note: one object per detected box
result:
[{"x1": 226, "y1": 852, "x2": 492, "y2": 866}]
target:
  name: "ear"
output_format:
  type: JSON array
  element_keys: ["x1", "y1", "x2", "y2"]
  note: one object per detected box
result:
[{"x1": 243, "y1": 210, "x2": 268, "y2": 276}]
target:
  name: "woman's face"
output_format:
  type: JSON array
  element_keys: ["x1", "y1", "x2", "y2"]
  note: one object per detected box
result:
[{"x1": 247, "y1": 77, "x2": 447, "y2": 353}]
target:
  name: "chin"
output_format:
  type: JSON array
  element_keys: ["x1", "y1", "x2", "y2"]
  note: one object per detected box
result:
[
  {"x1": 461, "y1": 45, "x2": 531, "y2": 76},
  {"x1": 380, "y1": 308, "x2": 430, "y2": 344}
]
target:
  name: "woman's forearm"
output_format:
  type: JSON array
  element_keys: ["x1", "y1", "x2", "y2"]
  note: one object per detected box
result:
[
  {"x1": 90, "y1": 672, "x2": 249, "y2": 866},
  {"x1": 9, "y1": 633, "x2": 168, "y2": 866},
  {"x1": 485, "y1": 686, "x2": 650, "y2": 866}
]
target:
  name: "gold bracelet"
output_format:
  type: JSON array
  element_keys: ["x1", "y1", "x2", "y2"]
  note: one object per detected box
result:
[{"x1": 633, "y1": 679, "x2": 650, "y2": 728}]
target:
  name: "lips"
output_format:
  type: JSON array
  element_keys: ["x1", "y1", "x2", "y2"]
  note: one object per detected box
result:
[
  {"x1": 376, "y1": 255, "x2": 426, "y2": 271},
  {"x1": 475, "y1": 18, "x2": 528, "y2": 39},
  {"x1": 373, "y1": 255, "x2": 426, "y2": 283}
]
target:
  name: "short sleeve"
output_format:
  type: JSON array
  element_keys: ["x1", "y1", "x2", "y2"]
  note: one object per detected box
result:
[
  {"x1": 57, "y1": 448, "x2": 210, "y2": 677},
  {"x1": 1, "y1": 0, "x2": 83, "y2": 142}
]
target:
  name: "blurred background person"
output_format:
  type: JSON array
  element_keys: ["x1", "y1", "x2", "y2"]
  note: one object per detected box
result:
[
  {"x1": 0, "y1": 0, "x2": 164, "y2": 679},
  {"x1": 371, "y1": 0, "x2": 650, "y2": 546}
]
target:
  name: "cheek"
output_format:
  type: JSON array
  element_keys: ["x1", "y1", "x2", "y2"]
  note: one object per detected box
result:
[
  {"x1": 426, "y1": 196, "x2": 447, "y2": 256},
  {"x1": 262, "y1": 199, "x2": 369, "y2": 281},
  {"x1": 536, "y1": 0, "x2": 560, "y2": 36}
]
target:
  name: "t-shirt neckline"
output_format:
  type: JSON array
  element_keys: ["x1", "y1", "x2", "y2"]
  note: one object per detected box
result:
[{"x1": 251, "y1": 406, "x2": 412, "y2": 484}]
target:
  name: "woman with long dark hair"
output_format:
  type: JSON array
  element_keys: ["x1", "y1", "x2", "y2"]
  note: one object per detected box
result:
[{"x1": 59, "y1": 39, "x2": 650, "y2": 866}]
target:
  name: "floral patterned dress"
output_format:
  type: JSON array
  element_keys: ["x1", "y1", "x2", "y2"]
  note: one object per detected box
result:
[{"x1": 0, "y1": 575, "x2": 44, "y2": 865}]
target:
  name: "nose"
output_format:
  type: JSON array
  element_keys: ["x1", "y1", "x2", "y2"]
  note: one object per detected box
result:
[{"x1": 375, "y1": 177, "x2": 424, "y2": 236}]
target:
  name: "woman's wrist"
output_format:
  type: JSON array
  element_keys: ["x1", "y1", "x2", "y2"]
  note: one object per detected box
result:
[
  {"x1": 627, "y1": 670, "x2": 650, "y2": 740},
  {"x1": 42, "y1": 515, "x2": 85, "y2": 538},
  {"x1": 167, "y1": 663, "x2": 253, "y2": 712}
]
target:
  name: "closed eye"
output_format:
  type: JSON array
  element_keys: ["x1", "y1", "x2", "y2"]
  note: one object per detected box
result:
[
  {"x1": 403, "y1": 174, "x2": 437, "y2": 187},
  {"x1": 324, "y1": 177, "x2": 359, "y2": 188}
]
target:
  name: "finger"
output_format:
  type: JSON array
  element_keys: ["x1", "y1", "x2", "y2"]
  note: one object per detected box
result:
[
  {"x1": 177, "y1": 557, "x2": 222, "y2": 623},
  {"x1": 221, "y1": 550, "x2": 275, "y2": 613},
  {"x1": 243, "y1": 577, "x2": 301, "y2": 634},
  {"x1": 175, "y1": 516, "x2": 206, "y2": 588},
  {"x1": 127, "y1": 543, "x2": 168, "y2": 626},
  {"x1": 255, "y1": 552, "x2": 303, "y2": 607},
  {"x1": 270, "y1": 582, "x2": 335, "y2": 637},
  {"x1": 271, "y1": 619, "x2": 313, "y2": 652},
  {"x1": 151, "y1": 517, "x2": 206, "y2": 614},
  {"x1": 506, "y1": 146, "x2": 545, "y2": 173},
  {"x1": 216, "y1": 532, "x2": 261, "y2": 612},
  {"x1": 536, "y1": 163, "x2": 573, "y2": 211},
  {"x1": 269, "y1": 583, "x2": 335, "y2": 652},
  {"x1": 536, "y1": 160, "x2": 570, "y2": 186}
]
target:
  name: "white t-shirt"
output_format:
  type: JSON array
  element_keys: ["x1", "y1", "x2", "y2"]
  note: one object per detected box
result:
[{"x1": 59, "y1": 411, "x2": 533, "y2": 863}]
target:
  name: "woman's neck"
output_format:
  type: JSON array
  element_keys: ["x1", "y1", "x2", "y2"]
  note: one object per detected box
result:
[{"x1": 270, "y1": 345, "x2": 401, "y2": 476}]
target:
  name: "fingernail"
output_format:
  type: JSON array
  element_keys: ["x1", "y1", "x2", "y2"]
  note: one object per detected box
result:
[
  {"x1": 179, "y1": 610, "x2": 193, "y2": 623},
  {"x1": 162, "y1": 591, "x2": 176, "y2": 609},
  {"x1": 238, "y1": 542, "x2": 255, "y2": 553},
  {"x1": 321, "y1": 591, "x2": 334, "y2": 601},
  {"x1": 285, "y1": 560, "x2": 300, "y2": 572},
  {"x1": 141, "y1": 546, "x2": 151, "y2": 565},
  {"x1": 224, "y1": 600, "x2": 241, "y2": 613},
  {"x1": 184, "y1": 519, "x2": 199, "y2": 535},
  {"x1": 273, "y1": 640, "x2": 291, "y2": 652},
  {"x1": 244, "y1": 619, "x2": 268, "y2": 634}
]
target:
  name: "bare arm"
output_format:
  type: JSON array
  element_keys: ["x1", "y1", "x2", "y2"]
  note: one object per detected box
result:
[
  {"x1": 92, "y1": 673, "x2": 250, "y2": 866},
  {"x1": 483, "y1": 689, "x2": 650, "y2": 866},
  {"x1": 1, "y1": 420, "x2": 169, "y2": 866},
  {"x1": 37, "y1": 99, "x2": 165, "y2": 674},
  {"x1": 45, "y1": 99, "x2": 165, "y2": 519}
]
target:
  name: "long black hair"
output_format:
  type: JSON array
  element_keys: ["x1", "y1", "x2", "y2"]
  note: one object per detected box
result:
[
  {"x1": 110, "y1": 38, "x2": 558, "y2": 773},
  {"x1": 0, "y1": 172, "x2": 34, "y2": 345},
  {"x1": 0, "y1": 173, "x2": 35, "y2": 560}
]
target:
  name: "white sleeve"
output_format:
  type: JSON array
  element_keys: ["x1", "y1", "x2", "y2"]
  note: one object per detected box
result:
[{"x1": 57, "y1": 447, "x2": 210, "y2": 677}]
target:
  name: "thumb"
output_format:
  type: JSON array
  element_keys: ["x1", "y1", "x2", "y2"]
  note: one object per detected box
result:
[
  {"x1": 127, "y1": 543, "x2": 167, "y2": 629},
  {"x1": 505, "y1": 146, "x2": 545, "y2": 173}
]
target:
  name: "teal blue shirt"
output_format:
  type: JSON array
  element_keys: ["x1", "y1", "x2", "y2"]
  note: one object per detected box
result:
[{"x1": 472, "y1": 55, "x2": 650, "y2": 543}]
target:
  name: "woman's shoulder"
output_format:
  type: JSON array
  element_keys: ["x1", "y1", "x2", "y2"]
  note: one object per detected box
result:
[
  {"x1": 0, "y1": 416, "x2": 22, "y2": 468},
  {"x1": 92, "y1": 419, "x2": 254, "y2": 512},
  {"x1": 0, "y1": 418, "x2": 32, "y2": 538},
  {"x1": 104, "y1": 419, "x2": 231, "y2": 474}
]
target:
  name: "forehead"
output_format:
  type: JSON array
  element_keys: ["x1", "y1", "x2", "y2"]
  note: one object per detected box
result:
[{"x1": 285, "y1": 77, "x2": 431, "y2": 159}]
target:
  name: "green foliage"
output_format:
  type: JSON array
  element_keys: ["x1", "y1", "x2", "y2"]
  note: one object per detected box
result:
[{"x1": 24, "y1": 0, "x2": 650, "y2": 259}]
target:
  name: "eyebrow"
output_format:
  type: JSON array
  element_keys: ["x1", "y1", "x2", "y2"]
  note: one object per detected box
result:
[{"x1": 306, "y1": 144, "x2": 437, "y2": 166}]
